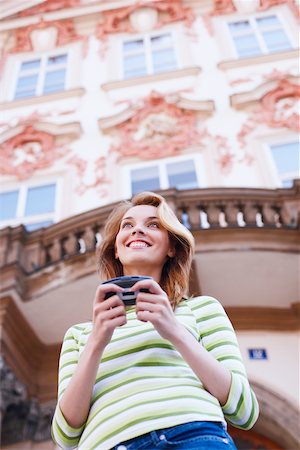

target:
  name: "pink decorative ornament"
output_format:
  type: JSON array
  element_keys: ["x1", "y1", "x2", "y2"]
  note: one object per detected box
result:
[
  {"x1": 96, "y1": 1, "x2": 195, "y2": 41},
  {"x1": 111, "y1": 92, "x2": 207, "y2": 161},
  {"x1": 11, "y1": 18, "x2": 83, "y2": 53},
  {"x1": 0, "y1": 126, "x2": 67, "y2": 179}
]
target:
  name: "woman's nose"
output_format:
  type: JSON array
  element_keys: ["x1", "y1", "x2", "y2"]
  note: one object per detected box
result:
[{"x1": 131, "y1": 224, "x2": 145, "y2": 234}]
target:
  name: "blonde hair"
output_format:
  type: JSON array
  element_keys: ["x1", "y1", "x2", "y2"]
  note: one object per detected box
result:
[{"x1": 97, "y1": 191, "x2": 195, "y2": 307}]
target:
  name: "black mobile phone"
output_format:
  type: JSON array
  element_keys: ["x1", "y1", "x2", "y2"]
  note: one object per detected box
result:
[{"x1": 102, "y1": 275, "x2": 152, "y2": 305}]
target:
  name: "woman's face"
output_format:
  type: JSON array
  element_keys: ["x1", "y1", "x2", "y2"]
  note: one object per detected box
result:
[{"x1": 115, "y1": 204, "x2": 174, "y2": 279}]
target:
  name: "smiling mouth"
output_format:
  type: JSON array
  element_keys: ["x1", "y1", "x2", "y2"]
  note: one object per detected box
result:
[{"x1": 127, "y1": 241, "x2": 151, "y2": 248}]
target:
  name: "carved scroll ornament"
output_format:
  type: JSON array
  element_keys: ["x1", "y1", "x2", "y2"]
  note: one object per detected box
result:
[
  {"x1": 237, "y1": 79, "x2": 300, "y2": 148},
  {"x1": 0, "y1": 126, "x2": 67, "y2": 179},
  {"x1": 11, "y1": 18, "x2": 82, "y2": 53},
  {"x1": 96, "y1": 1, "x2": 195, "y2": 40},
  {"x1": 111, "y1": 92, "x2": 207, "y2": 160}
]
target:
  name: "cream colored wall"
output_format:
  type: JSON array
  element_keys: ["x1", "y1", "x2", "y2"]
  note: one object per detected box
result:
[
  {"x1": 0, "y1": 3, "x2": 299, "y2": 222},
  {"x1": 237, "y1": 331, "x2": 300, "y2": 409}
]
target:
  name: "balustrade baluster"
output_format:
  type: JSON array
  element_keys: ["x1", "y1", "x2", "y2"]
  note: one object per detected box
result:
[
  {"x1": 62, "y1": 233, "x2": 78, "y2": 257},
  {"x1": 82, "y1": 226, "x2": 96, "y2": 251},
  {"x1": 205, "y1": 203, "x2": 221, "y2": 228},
  {"x1": 187, "y1": 205, "x2": 201, "y2": 230},
  {"x1": 241, "y1": 202, "x2": 259, "y2": 227},
  {"x1": 225, "y1": 202, "x2": 240, "y2": 227},
  {"x1": 48, "y1": 238, "x2": 61, "y2": 263}
]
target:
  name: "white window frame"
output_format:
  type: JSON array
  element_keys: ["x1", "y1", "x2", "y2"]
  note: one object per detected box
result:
[
  {"x1": 0, "y1": 177, "x2": 62, "y2": 230},
  {"x1": 264, "y1": 137, "x2": 300, "y2": 187},
  {"x1": 227, "y1": 12, "x2": 294, "y2": 59},
  {"x1": 10, "y1": 49, "x2": 70, "y2": 101},
  {"x1": 122, "y1": 154, "x2": 206, "y2": 198},
  {"x1": 120, "y1": 29, "x2": 179, "y2": 79}
]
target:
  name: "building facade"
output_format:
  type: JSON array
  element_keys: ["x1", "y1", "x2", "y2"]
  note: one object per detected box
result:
[{"x1": 0, "y1": 0, "x2": 299, "y2": 449}]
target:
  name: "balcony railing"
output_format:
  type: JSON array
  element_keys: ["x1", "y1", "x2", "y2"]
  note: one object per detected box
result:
[{"x1": 0, "y1": 181, "x2": 299, "y2": 275}]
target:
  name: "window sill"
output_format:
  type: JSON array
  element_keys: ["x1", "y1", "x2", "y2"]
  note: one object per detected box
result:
[
  {"x1": 101, "y1": 66, "x2": 201, "y2": 92},
  {"x1": 0, "y1": 87, "x2": 86, "y2": 111},
  {"x1": 218, "y1": 48, "x2": 299, "y2": 70}
]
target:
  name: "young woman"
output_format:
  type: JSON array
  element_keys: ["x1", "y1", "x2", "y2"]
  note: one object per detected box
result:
[{"x1": 52, "y1": 191, "x2": 259, "y2": 450}]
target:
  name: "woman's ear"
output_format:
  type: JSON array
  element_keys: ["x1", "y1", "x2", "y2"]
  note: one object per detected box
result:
[
  {"x1": 115, "y1": 247, "x2": 119, "y2": 259},
  {"x1": 167, "y1": 247, "x2": 175, "y2": 258}
]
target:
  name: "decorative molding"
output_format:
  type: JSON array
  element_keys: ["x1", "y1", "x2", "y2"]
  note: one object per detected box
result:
[
  {"x1": 218, "y1": 49, "x2": 299, "y2": 70},
  {"x1": 214, "y1": 135, "x2": 236, "y2": 174},
  {"x1": 212, "y1": 0, "x2": 236, "y2": 15},
  {"x1": 99, "y1": 93, "x2": 214, "y2": 130},
  {"x1": 0, "y1": 119, "x2": 82, "y2": 179},
  {"x1": 101, "y1": 66, "x2": 202, "y2": 92},
  {"x1": 0, "y1": 87, "x2": 85, "y2": 111},
  {"x1": 104, "y1": 91, "x2": 209, "y2": 161},
  {"x1": 235, "y1": 78, "x2": 300, "y2": 148},
  {"x1": 67, "y1": 155, "x2": 110, "y2": 197},
  {"x1": 258, "y1": 0, "x2": 300, "y2": 21},
  {"x1": 17, "y1": 0, "x2": 80, "y2": 17},
  {"x1": 96, "y1": 1, "x2": 195, "y2": 41},
  {"x1": 230, "y1": 75, "x2": 299, "y2": 110},
  {"x1": 11, "y1": 18, "x2": 83, "y2": 53}
]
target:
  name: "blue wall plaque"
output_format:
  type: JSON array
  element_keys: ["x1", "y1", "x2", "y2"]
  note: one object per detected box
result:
[{"x1": 248, "y1": 348, "x2": 268, "y2": 360}]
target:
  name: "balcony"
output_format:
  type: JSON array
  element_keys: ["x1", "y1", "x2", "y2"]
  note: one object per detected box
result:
[{"x1": 0, "y1": 181, "x2": 299, "y2": 302}]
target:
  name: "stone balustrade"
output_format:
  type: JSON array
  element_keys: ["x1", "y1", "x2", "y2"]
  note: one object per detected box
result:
[{"x1": 0, "y1": 181, "x2": 299, "y2": 275}]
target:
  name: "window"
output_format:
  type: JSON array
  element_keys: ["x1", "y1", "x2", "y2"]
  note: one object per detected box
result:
[
  {"x1": 130, "y1": 159, "x2": 199, "y2": 195},
  {"x1": 228, "y1": 14, "x2": 292, "y2": 58},
  {"x1": 122, "y1": 33, "x2": 177, "y2": 79},
  {"x1": 0, "y1": 182, "x2": 57, "y2": 230},
  {"x1": 14, "y1": 53, "x2": 68, "y2": 99},
  {"x1": 270, "y1": 141, "x2": 300, "y2": 187}
]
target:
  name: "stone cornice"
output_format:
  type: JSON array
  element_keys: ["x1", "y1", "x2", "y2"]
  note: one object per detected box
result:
[
  {"x1": 101, "y1": 66, "x2": 202, "y2": 92},
  {"x1": 218, "y1": 49, "x2": 299, "y2": 70},
  {"x1": 98, "y1": 95, "x2": 214, "y2": 130},
  {"x1": 0, "y1": 1, "x2": 133, "y2": 31},
  {"x1": 230, "y1": 75, "x2": 300, "y2": 110},
  {"x1": 0, "y1": 87, "x2": 85, "y2": 111}
]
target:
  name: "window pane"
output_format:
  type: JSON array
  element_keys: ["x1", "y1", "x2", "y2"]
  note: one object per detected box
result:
[
  {"x1": 151, "y1": 34, "x2": 172, "y2": 48},
  {"x1": 152, "y1": 49, "x2": 177, "y2": 72},
  {"x1": 167, "y1": 160, "x2": 198, "y2": 190},
  {"x1": 43, "y1": 69, "x2": 66, "y2": 93},
  {"x1": 20, "y1": 59, "x2": 40, "y2": 71},
  {"x1": 123, "y1": 40, "x2": 144, "y2": 52},
  {"x1": 256, "y1": 15, "x2": 280, "y2": 27},
  {"x1": 271, "y1": 142, "x2": 300, "y2": 175},
  {"x1": 15, "y1": 75, "x2": 38, "y2": 98},
  {"x1": 131, "y1": 166, "x2": 160, "y2": 194},
  {"x1": 262, "y1": 30, "x2": 292, "y2": 52},
  {"x1": 233, "y1": 34, "x2": 261, "y2": 57},
  {"x1": 228, "y1": 20, "x2": 251, "y2": 32},
  {"x1": 47, "y1": 54, "x2": 68, "y2": 66},
  {"x1": 123, "y1": 54, "x2": 147, "y2": 78},
  {"x1": 0, "y1": 191, "x2": 18, "y2": 220},
  {"x1": 25, "y1": 184, "x2": 56, "y2": 216},
  {"x1": 25, "y1": 220, "x2": 53, "y2": 231}
]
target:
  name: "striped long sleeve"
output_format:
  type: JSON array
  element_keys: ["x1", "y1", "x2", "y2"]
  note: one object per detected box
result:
[
  {"x1": 188, "y1": 295, "x2": 259, "y2": 429},
  {"x1": 51, "y1": 325, "x2": 86, "y2": 449},
  {"x1": 52, "y1": 296, "x2": 259, "y2": 449}
]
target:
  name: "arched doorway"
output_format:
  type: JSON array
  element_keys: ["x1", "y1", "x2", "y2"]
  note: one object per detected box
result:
[
  {"x1": 229, "y1": 425, "x2": 283, "y2": 449},
  {"x1": 229, "y1": 380, "x2": 299, "y2": 450}
]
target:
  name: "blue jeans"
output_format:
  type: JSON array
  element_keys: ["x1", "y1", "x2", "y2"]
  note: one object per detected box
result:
[{"x1": 112, "y1": 421, "x2": 237, "y2": 449}]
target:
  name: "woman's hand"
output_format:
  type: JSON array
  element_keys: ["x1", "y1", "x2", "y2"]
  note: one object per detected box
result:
[
  {"x1": 133, "y1": 279, "x2": 182, "y2": 342},
  {"x1": 90, "y1": 283, "x2": 127, "y2": 349}
]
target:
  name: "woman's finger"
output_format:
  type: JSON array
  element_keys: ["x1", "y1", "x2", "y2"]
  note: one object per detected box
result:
[{"x1": 94, "y1": 283, "x2": 124, "y2": 304}]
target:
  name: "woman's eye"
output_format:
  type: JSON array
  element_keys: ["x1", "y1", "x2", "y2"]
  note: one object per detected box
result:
[
  {"x1": 148, "y1": 222, "x2": 159, "y2": 228},
  {"x1": 122, "y1": 222, "x2": 133, "y2": 228}
]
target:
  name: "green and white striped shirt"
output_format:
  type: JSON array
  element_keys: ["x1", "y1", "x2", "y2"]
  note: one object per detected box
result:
[{"x1": 52, "y1": 296, "x2": 259, "y2": 449}]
